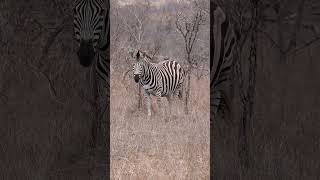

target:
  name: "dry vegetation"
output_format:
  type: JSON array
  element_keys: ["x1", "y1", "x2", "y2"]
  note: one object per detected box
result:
[
  {"x1": 1, "y1": 0, "x2": 319, "y2": 179},
  {"x1": 111, "y1": 72, "x2": 209, "y2": 179},
  {"x1": 110, "y1": 0, "x2": 210, "y2": 179}
]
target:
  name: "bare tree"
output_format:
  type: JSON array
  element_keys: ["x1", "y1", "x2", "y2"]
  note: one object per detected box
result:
[
  {"x1": 175, "y1": 3, "x2": 206, "y2": 114},
  {"x1": 115, "y1": 1, "x2": 152, "y2": 108},
  {"x1": 115, "y1": 0, "x2": 174, "y2": 110},
  {"x1": 227, "y1": 0, "x2": 320, "y2": 169}
]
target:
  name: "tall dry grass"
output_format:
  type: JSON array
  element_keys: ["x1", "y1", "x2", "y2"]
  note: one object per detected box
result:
[{"x1": 110, "y1": 71, "x2": 210, "y2": 179}]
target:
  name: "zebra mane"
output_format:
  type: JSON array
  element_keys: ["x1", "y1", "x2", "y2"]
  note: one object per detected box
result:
[{"x1": 140, "y1": 51, "x2": 152, "y2": 60}]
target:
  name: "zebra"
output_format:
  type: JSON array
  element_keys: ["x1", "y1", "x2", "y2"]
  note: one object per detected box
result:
[
  {"x1": 129, "y1": 48, "x2": 185, "y2": 117},
  {"x1": 73, "y1": 0, "x2": 109, "y2": 83},
  {"x1": 211, "y1": 2, "x2": 239, "y2": 119},
  {"x1": 73, "y1": 0, "x2": 110, "y2": 147}
]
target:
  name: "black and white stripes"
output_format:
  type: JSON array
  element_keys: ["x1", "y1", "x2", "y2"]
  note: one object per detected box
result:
[
  {"x1": 130, "y1": 49, "x2": 185, "y2": 116},
  {"x1": 73, "y1": 0, "x2": 109, "y2": 83}
]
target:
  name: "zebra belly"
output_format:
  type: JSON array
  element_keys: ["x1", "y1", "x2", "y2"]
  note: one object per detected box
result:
[
  {"x1": 143, "y1": 84, "x2": 152, "y2": 89},
  {"x1": 141, "y1": 84, "x2": 158, "y2": 95}
]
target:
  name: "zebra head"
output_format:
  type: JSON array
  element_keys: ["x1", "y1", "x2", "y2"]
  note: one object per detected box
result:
[
  {"x1": 132, "y1": 50, "x2": 144, "y2": 83},
  {"x1": 73, "y1": 0, "x2": 106, "y2": 67}
]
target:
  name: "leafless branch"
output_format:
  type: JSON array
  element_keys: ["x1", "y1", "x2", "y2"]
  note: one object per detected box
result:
[
  {"x1": 288, "y1": 36, "x2": 320, "y2": 56},
  {"x1": 286, "y1": 0, "x2": 306, "y2": 52},
  {"x1": 258, "y1": 28, "x2": 281, "y2": 49},
  {"x1": 122, "y1": 69, "x2": 132, "y2": 81},
  {"x1": 19, "y1": 60, "x2": 66, "y2": 105},
  {"x1": 40, "y1": 20, "x2": 66, "y2": 62}
]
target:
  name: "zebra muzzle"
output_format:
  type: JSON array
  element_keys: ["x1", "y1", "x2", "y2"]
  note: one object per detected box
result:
[
  {"x1": 134, "y1": 75, "x2": 140, "y2": 83},
  {"x1": 77, "y1": 40, "x2": 95, "y2": 67}
]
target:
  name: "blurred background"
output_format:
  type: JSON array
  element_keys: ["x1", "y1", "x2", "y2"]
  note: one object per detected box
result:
[
  {"x1": 212, "y1": 0, "x2": 320, "y2": 179},
  {"x1": 0, "y1": 0, "x2": 108, "y2": 179}
]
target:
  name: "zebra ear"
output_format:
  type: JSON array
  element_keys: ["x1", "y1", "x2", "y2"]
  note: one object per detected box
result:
[
  {"x1": 100, "y1": 8, "x2": 106, "y2": 16},
  {"x1": 136, "y1": 50, "x2": 140, "y2": 60}
]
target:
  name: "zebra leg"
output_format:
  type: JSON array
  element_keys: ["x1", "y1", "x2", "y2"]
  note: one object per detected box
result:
[
  {"x1": 178, "y1": 89, "x2": 183, "y2": 99},
  {"x1": 157, "y1": 96, "x2": 162, "y2": 115},
  {"x1": 144, "y1": 91, "x2": 152, "y2": 116},
  {"x1": 166, "y1": 95, "x2": 172, "y2": 116},
  {"x1": 155, "y1": 91, "x2": 162, "y2": 116},
  {"x1": 178, "y1": 85, "x2": 183, "y2": 99},
  {"x1": 174, "y1": 83, "x2": 183, "y2": 100}
]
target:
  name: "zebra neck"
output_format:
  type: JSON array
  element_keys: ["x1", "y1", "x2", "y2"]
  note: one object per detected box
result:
[
  {"x1": 96, "y1": 48, "x2": 108, "y2": 59},
  {"x1": 97, "y1": 8, "x2": 109, "y2": 54},
  {"x1": 140, "y1": 62, "x2": 155, "y2": 84}
]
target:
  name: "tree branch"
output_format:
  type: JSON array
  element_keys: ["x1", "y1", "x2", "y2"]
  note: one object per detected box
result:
[
  {"x1": 286, "y1": 0, "x2": 306, "y2": 52},
  {"x1": 19, "y1": 60, "x2": 66, "y2": 105},
  {"x1": 288, "y1": 36, "x2": 320, "y2": 56}
]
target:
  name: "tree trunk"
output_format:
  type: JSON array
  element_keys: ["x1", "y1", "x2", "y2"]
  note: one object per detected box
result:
[
  {"x1": 184, "y1": 71, "x2": 191, "y2": 114},
  {"x1": 238, "y1": 103, "x2": 249, "y2": 167},
  {"x1": 237, "y1": 0, "x2": 258, "y2": 169},
  {"x1": 276, "y1": 2, "x2": 286, "y2": 63}
]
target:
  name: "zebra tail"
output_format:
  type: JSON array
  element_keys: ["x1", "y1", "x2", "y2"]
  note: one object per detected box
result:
[{"x1": 178, "y1": 89, "x2": 183, "y2": 99}]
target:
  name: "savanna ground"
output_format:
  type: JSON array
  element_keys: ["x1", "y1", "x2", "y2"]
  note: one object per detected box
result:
[
  {"x1": 110, "y1": 0, "x2": 210, "y2": 178},
  {"x1": 110, "y1": 72, "x2": 209, "y2": 179}
]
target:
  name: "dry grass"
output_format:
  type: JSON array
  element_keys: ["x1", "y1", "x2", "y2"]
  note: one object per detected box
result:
[{"x1": 110, "y1": 71, "x2": 210, "y2": 179}]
